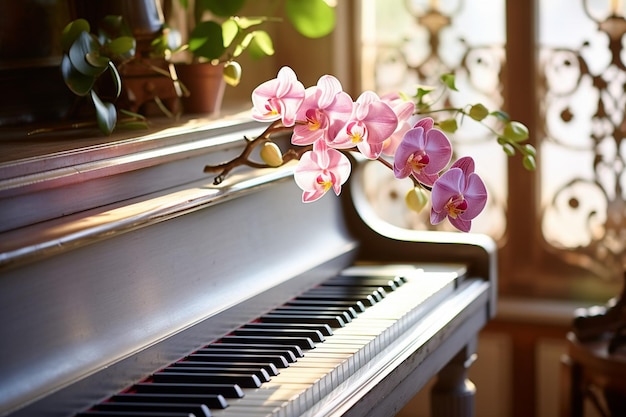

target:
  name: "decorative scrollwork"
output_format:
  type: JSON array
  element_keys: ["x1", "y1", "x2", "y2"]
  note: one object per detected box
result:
[{"x1": 540, "y1": 5, "x2": 626, "y2": 279}]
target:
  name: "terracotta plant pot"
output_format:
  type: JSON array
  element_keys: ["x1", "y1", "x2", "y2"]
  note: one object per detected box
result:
[{"x1": 176, "y1": 62, "x2": 226, "y2": 115}]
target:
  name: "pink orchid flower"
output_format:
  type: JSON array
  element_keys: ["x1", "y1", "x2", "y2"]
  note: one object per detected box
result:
[
  {"x1": 293, "y1": 139, "x2": 351, "y2": 203},
  {"x1": 251, "y1": 66, "x2": 305, "y2": 127},
  {"x1": 393, "y1": 117, "x2": 452, "y2": 186},
  {"x1": 291, "y1": 75, "x2": 354, "y2": 146},
  {"x1": 430, "y1": 156, "x2": 488, "y2": 232},
  {"x1": 330, "y1": 91, "x2": 399, "y2": 159},
  {"x1": 380, "y1": 93, "x2": 416, "y2": 157}
]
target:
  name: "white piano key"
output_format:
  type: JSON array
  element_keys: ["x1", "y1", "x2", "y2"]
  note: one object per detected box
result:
[{"x1": 209, "y1": 266, "x2": 461, "y2": 417}]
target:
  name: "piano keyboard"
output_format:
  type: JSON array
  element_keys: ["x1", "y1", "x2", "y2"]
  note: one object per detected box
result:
[{"x1": 75, "y1": 264, "x2": 466, "y2": 417}]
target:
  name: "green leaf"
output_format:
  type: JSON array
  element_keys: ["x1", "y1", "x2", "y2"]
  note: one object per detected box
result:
[
  {"x1": 469, "y1": 103, "x2": 489, "y2": 121},
  {"x1": 99, "y1": 15, "x2": 131, "y2": 39},
  {"x1": 69, "y1": 31, "x2": 108, "y2": 76},
  {"x1": 438, "y1": 118, "x2": 458, "y2": 133},
  {"x1": 107, "y1": 36, "x2": 136, "y2": 57},
  {"x1": 502, "y1": 121, "x2": 529, "y2": 142},
  {"x1": 119, "y1": 120, "x2": 150, "y2": 130},
  {"x1": 440, "y1": 73, "x2": 458, "y2": 91},
  {"x1": 285, "y1": 0, "x2": 336, "y2": 38},
  {"x1": 202, "y1": 0, "x2": 246, "y2": 17},
  {"x1": 222, "y1": 18, "x2": 240, "y2": 48},
  {"x1": 189, "y1": 20, "x2": 226, "y2": 60},
  {"x1": 415, "y1": 86, "x2": 435, "y2": 100},
  {"x1": 60, "y1": 54, "x2": 96, "y2": 96},
  {"x1": 247, "y1": 30, "x2": 275, "y2": 59},
  {"x1": 235, "y1": 16, "x2": 267, "y2": 30},
  {"x1": 119, "y1": 108, "x2": 147, "y2": 120},
  {"x1": 90, "y1": 90, "x2": 117, "y2": 135},
  {"x1": 61, "y1": 19, "x2": 90, "y2": 52},
  {"x1": 108, "y1": 61, "x2": 122, "y2": 98},
  {"x1": 490, "y1": 110, "x2": 510, "y2": 122},
  {"x1": 85, "y1": 51, "x2": 110, "y2": 70}
]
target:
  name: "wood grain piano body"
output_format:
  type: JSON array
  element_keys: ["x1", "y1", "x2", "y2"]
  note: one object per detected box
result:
[{"x1": 0, "y1": 116, "x2": 497, "y2": 417}]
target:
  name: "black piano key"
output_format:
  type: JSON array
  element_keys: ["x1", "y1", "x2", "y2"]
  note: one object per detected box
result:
[
  {"x1": 314, "y1": 285, "x2": 387, "y2": 297},
  {"x1": 92, "y1": 402, "x2": 211, "y2": 417},
  {"x1": 160, "y1": 366, "x2": 271, "y2": 382},
  {"x1": 310, "y1": 285, "x2": 387, "y2": 296},
  {"x1": 231, "y1": 327, "x2": 326, "y2": 343},
  {"x1": 260, "y1": 313, "x2": 346, "y2": 328},
  {"x1": 110, "y1": 393, "x2": 229, "y2": 409},
  {"x1": 322, "y1": 276, "x2": 400, "y2": 291},
  {"x1": 294, "y1": 292, "x2": 378, "y2": 307},
  {"x1": 243, "y1": 322, "x2": 334, "y2": 337},
  {"x1": 152, "y1": 372, "x2": 262, "y2": 389},
  {"x1": 303, "y1": 287, "x2": 384, "y2": 302},
  {"x1": 270, "y1": 307, "x2": 353, "y2": 323},
  {"x1": 77, "y1": 412, "x2": 196, "y2": 417},
  {"x1": 218, "y1": 335, "x2": 315, "y2": 350},
  {"x1": 271, "y1": 305, "x2": 359, "y2": 319},
  {"x1": 133, "y1": 383, "x2": 244, "y2": 398},
  {"x1": 285, "y1": 299, "x2": 366, "y2": 313},
  {"x1": 196, "y1": 345, "x2": 299, "y2": 361},
  {"x1": 184, "y1": 353, "x2": 290, "y2": 368},
  {"x1": 171, "y1": 361, "x2": 279, "y2": 376},
  {"x1": 338, "y1": 273, "x2": 409, "y2": 283}
]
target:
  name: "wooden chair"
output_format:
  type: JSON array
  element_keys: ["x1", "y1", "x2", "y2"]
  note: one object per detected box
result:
[{"x1": 561, "y1": 318, "x2": 626, "y2": 416}]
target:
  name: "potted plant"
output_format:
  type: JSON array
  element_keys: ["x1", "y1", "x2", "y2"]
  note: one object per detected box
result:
[
  {"x1": 57, "y1": 0, "x2": 184, "y2": 135},
  {"x1": 169, "y1": 0, "x2": 337, "y2": 115},
  {"x1": 60, "y1": 16, "x2": 142, "y2": 135}
]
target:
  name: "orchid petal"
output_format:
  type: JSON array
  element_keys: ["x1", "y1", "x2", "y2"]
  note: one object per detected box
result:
[
  {"x1": 251, "y1": 66, "x2": 305, "y2": 126},
  {"x1": 430, "y1": 168, "x2": 463, "y2": 212},
  {"x1": 460, "y1": 173, "x2": 488, "y2": 219},
  {"x1": 316, "y1": 75, "x2": 344, "y2": 108},
  {"x1": 451, "y1": 156, "x2": 476, "y2": 174},
  {"x1": 415, "y1": 117, "x2": 434, "y2": 131},
  {"x1": 422, "y1": 129, "x2": 452, "y2": 174},
  {"x1": 293, "y1": 139, "x2": 351, "y2": 202},
  {"x1": 449, "y1": 217, "x2": 472, "y2": 232}
]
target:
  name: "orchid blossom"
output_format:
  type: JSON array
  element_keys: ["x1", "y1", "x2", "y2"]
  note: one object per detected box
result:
[
  {"x1": 251, "y1": 66, "x2": 305, "y2": 127},
  {"x1": 380, "y1": 93, "x2": 416, "y2": 157},
  {"x1": 291, "y1": 75, "x2": 354, "y2": 146},
  {"x1": 331, "y1": 91, "x2": 399, "y2": 159},
  {"x1": 430, "y1": 156, "x2": 488, "y2": 232},
  {"x1": 293, "y1": 139, "x2": 352, "y2": 203},
  {"x1": 202, "y1": 66, "x2": 521, "y2": 233},
  {"x1": 393, "y1": 117, "x2": 452, "y2": 186}
]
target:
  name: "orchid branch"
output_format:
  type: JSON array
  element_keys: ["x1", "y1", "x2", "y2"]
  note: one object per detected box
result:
[{"x1": 203, "y1": 119, "x2": 308, "y2": 184}]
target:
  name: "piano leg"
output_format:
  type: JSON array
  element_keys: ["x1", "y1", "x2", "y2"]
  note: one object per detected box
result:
[{"x1": 431, "y1": 340, "x2": 477, "y2": 417}]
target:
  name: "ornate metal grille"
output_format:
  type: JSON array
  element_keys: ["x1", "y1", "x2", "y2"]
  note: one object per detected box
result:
[{"x1": 539, "y1": 0, "x2": 626, "y2": 281}]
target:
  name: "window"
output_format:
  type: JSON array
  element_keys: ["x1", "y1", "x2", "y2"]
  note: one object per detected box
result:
[{"x1": 358, "y1": 0, "x2": 624, "y2": 301}]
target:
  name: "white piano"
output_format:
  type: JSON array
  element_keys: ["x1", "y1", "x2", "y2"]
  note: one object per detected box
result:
[{"x1": 0, "y1": 115, "x2": 496, "y2": 417}]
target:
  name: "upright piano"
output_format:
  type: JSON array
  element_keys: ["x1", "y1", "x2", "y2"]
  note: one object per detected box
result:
[{"x1": 0, "y1": 115, "x2": 497, "y2": 417}]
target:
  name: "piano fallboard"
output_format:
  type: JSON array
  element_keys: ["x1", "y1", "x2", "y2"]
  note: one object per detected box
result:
[{"x1": 0, "y1": 117, "x2": 496, "y2": 417}]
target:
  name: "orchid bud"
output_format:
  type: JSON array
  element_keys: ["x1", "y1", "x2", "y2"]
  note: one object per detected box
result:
[
  {"x1": 260, "y1": 142, "x2": 283, "y2": 167},
  {"x1": 405, "y1": 187, "x2": 429, "y2": 213},
  {"x1": 223, "y1": 61, "x2": 242, "y2": 87}
]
